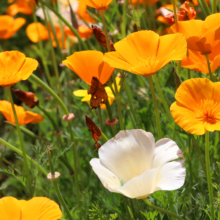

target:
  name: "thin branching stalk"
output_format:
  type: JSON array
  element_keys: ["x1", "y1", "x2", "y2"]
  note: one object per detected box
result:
[{"x1": 205, "y1": 54, "x2": 213, "y2": 81}]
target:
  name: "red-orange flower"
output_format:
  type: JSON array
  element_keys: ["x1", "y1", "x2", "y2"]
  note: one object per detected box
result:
[
  {"x1": 6, "y1": 0, "x2": 36, "y2": 16},
  {"x1": 168, "y1": 13, "x2": 220, "y2": 54},
  {"x1": 0, "y1": 100, "x2": 43, "y2": 125},
  {"x1": 64, "y1": 25, "x2": 93, "y2": 39},
  {"x1": 0, "y1": 51, "x2": 38, "y2": 87},
  {"x1": 0, "y1": 196, "x2": 62, "y2": 220},
  {"x1": 26, "y1": 22, "x2": 49, "y2": 43},
  {"x1": 0, "y1": 15, "x2": 26, "y2": 40},
  {"x1": 103, "y1": 30, "x2": 187, "y2": 76},
  {"x1": 181, "y1": 42, "x2": 220, "y2": 73},
  {"x1": 62, "y1": 51, "x2": 115, "y2": 85},
  {"x1": 170, "y1": 78, "x2": 220, "y2": 135}
]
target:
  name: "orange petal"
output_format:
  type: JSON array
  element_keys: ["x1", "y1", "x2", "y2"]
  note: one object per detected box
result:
[
  {"x1": 62, "y1": 51, "x2": 115, "y2": 85},
  {"x1": 170, "y1": 102, "x2": 205, "y2": 135},
  {"x1": 26, "y1": 22, "x2": 49, "y2": 43},
  {"x1": 77, "y1": 0, "x2": 114, "y2": 9},
  {"x1": 0, "y1": 197, "x2": 21, "y2": 220},
  {"x1": 21, "y1": 197, "x2": 62, "y2": 220}
]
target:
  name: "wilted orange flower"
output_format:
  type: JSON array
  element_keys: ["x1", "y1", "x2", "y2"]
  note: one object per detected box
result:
[
  {"x1": 26, "y1": 22, "x2": 49, "y2": 43},
  {"x1": 170, "y1": 78, "x2": 220, "y2": 135},
  {"x1": 76, "y1": 0, "x2": 114, "y2": 10},
  {"x1": 0, "y1": 51, "x2": 38, "y2": 87},
  {"x1": 62, "y1": 51, "x2": 115, "y2": 84},
  {"x1": 0, "y1": 100, "x2": 43, "y2": 125},
  {"x1": 0, "y1": 196, "x2": 62, "y2": 220},
  {"x1": 103, "y1": 30, "x2": 187, "y2": 76},
  {"x1": 181, "y1": 42, "x2": 220, "y2": 73},
  {"x1": 168, "y1": 13, "x2": 220, "y2": 54},
  {"x1": 7, "y1": 0, "x2": 36, "y2": 16},
  {"x1": 165, "y1": 1, "x2": 196, "y2": 25},
  {"x1": 0, "y1": 15, "x2": 26, "y2": 39}
]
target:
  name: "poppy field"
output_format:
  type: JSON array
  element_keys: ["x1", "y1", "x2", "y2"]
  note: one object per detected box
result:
[{"x1": 0, "y1": 0, "x2": 220, "y2": 219}]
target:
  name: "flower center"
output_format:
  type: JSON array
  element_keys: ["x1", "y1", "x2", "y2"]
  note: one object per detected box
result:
[
  {"x1": 195, "y1": 99, "x2": 220, "y2": 124},
  {"x1": 136, "y1": 55, "x2": 158, "y2": 67}
]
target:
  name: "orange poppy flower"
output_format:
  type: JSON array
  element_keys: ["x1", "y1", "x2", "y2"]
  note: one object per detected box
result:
[
  {"x1": 170, "y1": 78, "x2": 220, "y2": 135},
  {"x1": 0, "y1": 100, "x2": 43, "y2": 125},
  {"x1": 0, "y1": 51, "x2": 38, "y2": 87},
  {"x1": 168, "y1": 13, "x2": 220, "y2": 54},
  {"x1": 6, "y1": 0, "x2": 36, "y2": 16},
  {"x1": 62, "y1": 51, "x2": 115, "y2": 85},
  {"x1": 0, "y1": 15, "x2": 26, "y2": 40},
  {"x1": 103, "y1": 30, "x2": 187, "y2": 76},
  {"x1": 26, "y1": 22, "x2": 49, "y2": 43},
  {"x1": 64, "y1": 25, "x2": 93, "y2": 39},
  {"x1": 0, "y1": 196, "x2": 62, "y2": 220},
  {"x1": 76, "y1": 0, "x2": 114, "y2": 10},
  {"x1": 181, "y1": 42, "x2": 220, "y2": 73}
]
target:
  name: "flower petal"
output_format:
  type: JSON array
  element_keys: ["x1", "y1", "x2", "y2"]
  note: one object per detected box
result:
[
  {"x1": 152, "y1": 138, "x2": 183, "y2": 168},
  {"x1": 21, "y1": 197, "x2": 62, "y2": 220},
  {"x1": 20, "y1": 58, "x2": 39, "y2": 80},
  {"x1": 73, "y1": 89, "x2": 88, "y2": 97},
  {"x1": 90, "y1": 158, "x2": 121, "y2": 192},
  {"x1": 115, "y1": 167, "x2": 160, "y2": 199},
  {"x1": 154, "y1": 161, "x2": 186, "y2": 191},
  {"x1": 0, "y1": 197, "x2": 21, "y2": 220},
  {"x1": 98, "y1": 129, "x2": 155, "y2": 183}
]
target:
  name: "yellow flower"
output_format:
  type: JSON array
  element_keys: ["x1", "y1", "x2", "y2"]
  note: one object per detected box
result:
[
  {"x1": 73, "y1": 77, "x2": 121, "y2": 109},
  {"x1": 0, "y1": 51, "x2": 38, "y2": 87},
  {"x1": 0, "y1": 196, "x2": 62, "y2": 220}
]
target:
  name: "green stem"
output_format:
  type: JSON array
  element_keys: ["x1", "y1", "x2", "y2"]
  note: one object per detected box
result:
[
  {"x1": 0, "y1": 138, "x2": 47, "y2": 176},
  {"x1": 47, "y1": 150, "x2": 74, "y2": 220},
  {"x1": 100, "y1": 9, "x2": 111, "y2": 52},
  {"x1": 40, "y1": 0, "x2": 88, "y2": 50},
  {"x1": 205, "y1": 54, "x2": 213, "y2": 81},
  {"x1": 29, "y1": 74, "x2": 69, "y2": 115},
  {"x1": 148, "y1": 76, "x2": 162, "y2": 139},
  {"x1": 105, "y1": 100, "x2": 116, "y2": 135},
  {"x1": 205, "y1": 131, "x2": 215, "y2": 220},
  {"x1": 212, "y1": 0, "x2": 217, "y2": 13},
  {"x1": 172, "y1": 0, "x2": 178, "y2": 24},
  {"x1": 115, "y1": 95, "x2": 124, "y2": 130},
  {"x1": 43, "y1": 7, "x2": 63, "y2": 101},
  {"x1": 121, "y1": 0, "x2": 128, "y2": 38},
  {"x1": 98, "y1": 108, "x2": 104, "y2": 131},
  {"x1": 143, "y1": 198, "x2": 185, "y2": 220},
  {"x1": 188, "y1": 69, "x2": 191, "y2": 79},
  {"x1": 6, "y1": 87, "x2": 31, "y2": 194},
  {"x1": 198, "y1": 0, "x2": 211, "y2": 16},
  {"x1": 101, "y1": 132, "x2": 109, "y2": 142}
]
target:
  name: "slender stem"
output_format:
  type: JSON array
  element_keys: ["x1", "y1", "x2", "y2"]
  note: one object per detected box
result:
[
  {"x1": 47, "y1": 150, "x2": 74, "y2": 220},
  {"x1": 212, "y1": 0, "x2": 217, "y2": 13},
  {"x1": 143, "y1": 198, "x2": 185, "y2": 220},
  {"x1": 172, "y1": 0, "x2": 178, "y2": 24},
  {"x1": 105, "y1": 100, "x2": 116, "y2": 135},
  {"x1": 29, "y1": 74, "x2": 69, "y2": 115},
  {"x1": 198, "y1": 0, "x2": 211, "y2": 16},
  {"x1": 100, "y1": 9, "x2": 111, "y2": 52},
  {"x1": 42, "y1": 6, "x2": 63, "y2": 101},
  {"x1": 115, "y1": 95, "x2": 124, "y2": 130},
  {"x1": 205, "y1": 54, "x2": 213, "y2": 81},
  {"x1": 98, "y1": 108, "x2": 104, "y2": 131},
  {"x1": 6, "y1": 87, "x2": 31, "y2": 194},
  {"x1": 205, "y1": 131, "x2": 215, "y2": 220},
  {"x1": 0, "y1": 138, "x2": 47, "y2": 176},
  {"x1": 148, "y1": 76, "x2": 162, "y2": 139},
  {"x1": 121, "y1": 0, "x2": 128, "y2": 38},
  {"x1": 101, "y1": 132, "x2": 109, "y2": 142},
  {"x1": 188, "y1": 69, "x2": 191, "y2": 79}
]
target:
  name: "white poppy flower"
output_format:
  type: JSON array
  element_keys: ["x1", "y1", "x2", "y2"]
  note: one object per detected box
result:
[{"x1": 90, "y1": 129, "x2": 186, "y2": 199}]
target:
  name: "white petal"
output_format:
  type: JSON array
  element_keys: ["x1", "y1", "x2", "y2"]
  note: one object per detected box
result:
[
  {"x1": 115, "y1": 167, "x2": 160, "y2": 199},
  {"x1": 154, "y1": 160, "x2": 186, "y2": 191},
  {"x1": 90, "y1": 158, "x2": 121, "y2": 192},
  {"x1": 152, "y1": 138, "x2": 184, "y2": 168},
  {"x1": 98, "y1": 129, "x2": 155, "y2": 183}
]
